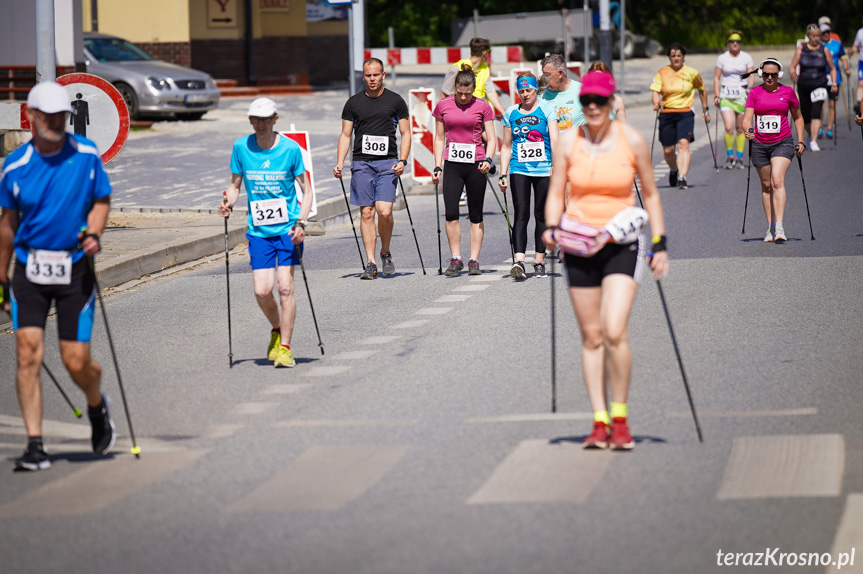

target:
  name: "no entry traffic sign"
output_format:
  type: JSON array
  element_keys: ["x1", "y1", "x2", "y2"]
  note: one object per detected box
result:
[{"x1": 56, "y1": 73, "x2": 130, "y2": 164}]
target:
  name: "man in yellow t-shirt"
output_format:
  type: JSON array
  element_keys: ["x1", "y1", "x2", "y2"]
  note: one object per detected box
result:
[
  {"x1": 650, "y1": 42, "x2": 710, "y2": 190},
  {"x1": 440, "y1": 37, "x2": 506, "y2": 117}
]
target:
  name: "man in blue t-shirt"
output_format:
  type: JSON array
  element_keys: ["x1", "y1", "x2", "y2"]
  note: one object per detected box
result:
[
  {"x1": 820, "y1": 23, "x2": 851, "y2": 138},
  {"x1": 0, "y1": 81, "x2": 115, "y2": 472},
  {"x1": 218, "y1": 98, "x2": 314, "y2": 368}
]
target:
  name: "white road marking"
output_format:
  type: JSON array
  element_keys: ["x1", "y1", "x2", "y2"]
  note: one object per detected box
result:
[
  {"x1": 470, "y1": 274, "x2": 506, "y2": 281},
  {"x1": 357, "y1": 335, "x2": 401, "y2": 345},
  {"x1": 435, "y1": 295, "x2": 472, "y2": 302},
  {"x1": 392, "y1": 320, "x2": 430, "y2": 329},
  {"x1": 300, "y1": 365, "x2": 352, "y2": 377},
  {"x1": 203, "y1": 424, "x2": 245, "y2": 438},
  {"x1": 453, "y1": 285, "x2": 489, "y2": 292},
  {"x1": 468, "y1": 439, "x2": 614, "y2": 504},
  {"x1": 825, "y1": 494, "x2": 863, "y2": 573},
  {"x1": 666, "y1": 408, "x2": 817, "y2": 418},
  {"x1": 230, "y1": 403, "x2": 280, "y2": 415},
  {"x1": 331, "y1": 349, "x2": 381, "y2": 360},
  {"x1": 0, "y1": 414, "x2": 88, "y2": 440},
  {"x1": 716, "y1": 434, "x2": 844, "y2": 500},
  {"x1": 465, "y1": 413, "x2": 594, "y2": 424},
  {"x1": 272, "y1": 419, "x2": 416, "y2": 428},
  {"x1": 415, "y1": 307, "x2": 452, "y2": 315},
  {"x1": 260, "y1": 384, "x2": 313, "y2": 395},
  {"x1": 0, "y1": 450, "x2": 208, "y2": 518},
  {"x1": 226, "y1": 445, "x2": 409, "y2": 512}
]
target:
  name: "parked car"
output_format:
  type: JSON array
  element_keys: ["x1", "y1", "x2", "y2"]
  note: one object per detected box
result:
[{"x1": 83, "y1": 32, "x2": 220, "y2": 120}]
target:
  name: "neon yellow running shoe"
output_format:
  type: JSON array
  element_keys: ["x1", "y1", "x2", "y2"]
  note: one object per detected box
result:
[
  {"x1": 274, "y1": 346, "x2": 296, "y2": 368},
  {"x1": 267, "y1": 330, "x2": 281, "y2": 362}
]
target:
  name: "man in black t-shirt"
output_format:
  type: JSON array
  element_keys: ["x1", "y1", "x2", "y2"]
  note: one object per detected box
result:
[{"x1": 334, "y1": 58, "x2": 411, "y2": 279}]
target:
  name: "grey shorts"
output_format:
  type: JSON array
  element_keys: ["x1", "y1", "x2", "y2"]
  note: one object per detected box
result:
[
  {"x1": 350, "y1": 159, "x2": 397, "y2": 207},
  {"x1": 751, "y1": 137, "x2": 795, "y2": 168}
]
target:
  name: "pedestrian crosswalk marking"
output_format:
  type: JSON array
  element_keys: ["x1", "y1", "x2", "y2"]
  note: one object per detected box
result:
[
  {"x1": 716, "y1": 434, "x2": 844, "y2": 500},
  {"x1": 0, "y1": 414, "x2": 88, "y2": 441},
  {"x1": 825, "y1": 494, "x2": 863, "y2": 573},
  {"x1": 260, "y1": 384, "x2": 313, "y2": 395},
  {"x1": 331, "y1": 349, "x2": 381, "y2": 360},
  {"x1": 415, "y1": 307, "x2": 453, "y2": 315},
  {"x1": 299, "y1": 365, "x2": 352, "y2": 377},
  {"x1": 272, "y1": 419, "x2": 416, "y2": 428},
  {"x1": 392, "y1": 319, "x2": 429, "y2": 329},
  {"x1": 452, "y1": 285, "x2": 489, "y2": 292},
  {"x1": 465, "y1": 413, "x2": 593, "y2": 424},
  {"x1": 225, "y1": 445, "x2": 409, "y2": 512},
  {"x1": 468, "y1": 439, "x2": 614, "y2": 504},
  {"x1": 357, "y1": 335, "x2": 401, "y2": 345},
  {"x1": 0, "y1": 450, "x2": 207, "y2": 518},
  {"x1": 435, "y1": 294, "x2": 472, "y2": 302},
  {"x1": 666, "y1": 408, "x2": 816, "y2": 418},
  {"x1": 230, "y1": 402, "x2": 280, "y2": 415},
  {"x1": 203, "y1": 424, "x2": 245, "y2": 438}
]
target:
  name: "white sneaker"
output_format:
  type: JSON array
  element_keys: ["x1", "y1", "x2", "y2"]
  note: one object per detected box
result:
[
  {"x1": 774, "y1": 226, "x2": 787, "y2": 242},
  {"x1": 764, "y1": 229, "x2": 774, "y2": 242},
  {"x1": 459, "y1": 191, "x2": 467, "y2": 206},
  {"x1": 810, "y1": 141, "x2": 821, "y2": 152}
]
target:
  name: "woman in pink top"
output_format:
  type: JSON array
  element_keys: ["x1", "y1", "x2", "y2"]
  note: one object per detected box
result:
[
  {"x1": 432, "y1": 66, "x2": 496, "y2": 276},
  {"x1": 742, "y1": 58, "x2": 805, "y2": 243}
]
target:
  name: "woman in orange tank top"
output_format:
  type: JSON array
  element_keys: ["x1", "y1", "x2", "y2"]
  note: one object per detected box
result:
[{"x1": 543, "y1": 70, "x2": 669, "y2": 451}]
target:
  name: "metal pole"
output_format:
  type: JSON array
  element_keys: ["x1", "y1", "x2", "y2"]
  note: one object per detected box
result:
[
  {"x1": 388, "y1": 26, "x2": 396, "y2": 87},
  {"x1": 583, "y1": 0, "x2": 590, "y2": 68},
  {"x1": 245, "y1": 0, "x2": 254, "y2": 86},
  {"x1": 473, "y1": 9, "x2": 479, "y2": 39},
  {"x1": 35, "y1": 0, "x2": 56, "y2": 82},
  {"x1": 619, "y1": 0, "x2": 625, "y2": 92},
  {"x1": 598, "y1": 0, "x2": 612, "y2": 68},
  {"x1": 91, "y1": 0, "x2": 98, "y2": 32},
  {"x1": 348, "y1": 4, "x2": 356, "y2": 95}
]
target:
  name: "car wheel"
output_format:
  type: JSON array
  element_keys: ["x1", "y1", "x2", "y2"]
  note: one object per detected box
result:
[
  {"x1": 176, "y1": 112, "x2": 206, "y2": 121},
  {"x1": 114, "y1": 82, "x2": 139, "y2": 120}
]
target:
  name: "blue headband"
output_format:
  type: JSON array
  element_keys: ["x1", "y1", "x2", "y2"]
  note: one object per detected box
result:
[{"x1": 516, "y1": 76, "x2": 538, "y2": 91}]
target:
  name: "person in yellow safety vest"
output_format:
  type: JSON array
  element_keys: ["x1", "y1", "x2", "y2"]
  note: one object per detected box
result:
[{"x1": 440, "y1": 37, "x2": 506, "y2": 117}]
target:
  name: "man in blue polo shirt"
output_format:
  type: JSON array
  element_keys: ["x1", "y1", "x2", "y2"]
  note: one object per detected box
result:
[
  {"x1": 0, "y1": 81, "x2": 115, "y2": 471},
  {"x1": 218, "y1": 97, "x2": 314, "y2": 368}
]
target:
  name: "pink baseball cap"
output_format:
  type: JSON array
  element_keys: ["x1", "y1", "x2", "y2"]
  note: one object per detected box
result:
[{"x1": 579, "y1": 71, "x2": 616, "y2": 98}]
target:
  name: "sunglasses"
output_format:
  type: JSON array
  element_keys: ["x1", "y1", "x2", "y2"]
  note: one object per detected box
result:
[
  {"x1": 579, "y1": 94, "x2": 610, "y2": 107},
  {"x1": 762, "y1": 72, "x2": 779, "y2": 78},
  {"x1": 727, "y1": 40, "x2": 741, "y2": 44}
]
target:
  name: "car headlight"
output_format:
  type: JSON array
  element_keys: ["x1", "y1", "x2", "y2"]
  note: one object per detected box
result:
[
  {"x1": 146, "y1": 77, "x2": 170, "y2": 92},
  {"x1": 205, "y1": 77, "x2": 217, "y2": 90}
]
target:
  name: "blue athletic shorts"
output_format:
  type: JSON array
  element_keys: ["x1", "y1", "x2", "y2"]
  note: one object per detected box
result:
[
  {"x1": 247, "y1": 233, "x2": 303, "y2": 270},
  {"x1": 350, "y1": 159, "x2": 397, "y2": 207},
  {"x1": 858, "y1": 61, "x2": 863, "y2": 82},
  {"x1": 658, "y1": 111, "x2": 695, "y2": 147}
]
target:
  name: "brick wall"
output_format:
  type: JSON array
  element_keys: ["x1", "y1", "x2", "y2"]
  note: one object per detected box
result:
[
  {"x1": 191, "y1": 37, "x2": 320, "y2": 85},
  {"x1": 306, "y1": 35, "x2": 349, "y2": 86},
  {"x1": 136, "y1": 42, "x2": 192, "y2": 68}
]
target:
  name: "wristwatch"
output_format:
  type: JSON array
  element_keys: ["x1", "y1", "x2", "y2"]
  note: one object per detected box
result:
[{"x1": 398, "y1": 159, "x2": 408, "y2": 166}]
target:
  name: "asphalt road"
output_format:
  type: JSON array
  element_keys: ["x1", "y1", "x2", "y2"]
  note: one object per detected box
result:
[{"x1": 2, "y1": 88, "x2": 863, "y2": 573}]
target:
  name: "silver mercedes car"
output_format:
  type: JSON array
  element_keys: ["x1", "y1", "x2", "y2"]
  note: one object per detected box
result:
[{"x1": 83, "y1": 32, "x2": 220, "y2": 120}]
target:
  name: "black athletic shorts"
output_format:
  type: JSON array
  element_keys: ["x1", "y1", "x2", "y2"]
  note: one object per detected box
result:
[
  {"x1": 562, "y1": 236, "x2": 647, "y2": 288},
  {"x1": 11, "y1": 258, "x2": 97, "y2": 342},
  {"x1": 659, "y1": 111, "x2": 695, "y2": 147},
  {"x1": 750, "y1": 137, "x2": 795, "y2": 168}
]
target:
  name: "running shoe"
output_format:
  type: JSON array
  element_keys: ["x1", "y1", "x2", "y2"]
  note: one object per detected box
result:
[
  {"x1": 734, "y1": 159, "x2": 746, "y2": 170},
  {"x1": 361, "y1": 261, "x2": 377, "y2": 280},
  {"x1": 677, "y1": 177, "x2": 688, "y2": 190},
  {"x1": 583, "y1": 421, "x2": 610, "y2": 449},
  {"x1": 380, "y1": 252, "x2": 395, "y2": 276},
  {"x1": 774, "y1": 225, "x2": 787, "y2": 242},
  {"x1": 723, "y1": 157, "x2": 735, "y2": 169},
  {"x1": 445, "y1": 258, "x2": 463, "y2": 277},
  {"x1": 818, "y1": 128, "x2": 823, "y2": 139},
  {"x1": 533, "y1": 262, "x2": 548, "y2": 277},
  {"x1": 609, "y1": 416, "x2": 635, "y2": 450},
  {"x1": 459, "y1": 191, "x2": 467, "y2": 206},
  {"x1": 810, "y1": 141, "x2": 821, "y2": 152},
  {"x1": 267, "y1": 329, "x2": 281, "y2": 362},
  {"x1": 510, "y1": 261, "x2": 526, "y2": 280},
  {"x1": 14, "y1": 442, "x2": 50, "y2": 472},
  {"x1": 668, "y1": 170, "x2": 678, "y2": 187},
  {"x1": 468, "y1": 259, "x2": 481, "y2": 275},
  {"x1": 764, "y1": 228, "x2": 774, "y2": 242},
  {"x1": 89, "y1": 393, "x2": 116, "y2": 455},
  {"x1": 827, "y1": 130, "x2": 834, "y2": 139},
  {"x1": 274, "y1": 346, "x2": 296, "y2": 368}
]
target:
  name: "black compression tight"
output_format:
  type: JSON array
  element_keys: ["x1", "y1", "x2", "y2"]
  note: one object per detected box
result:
[
  {"x1": 443, "y1": 160, "x2": 486, "y2": 223},
  {"x1": 509, "y1": 173, "x2": 549, "y2": 255}
]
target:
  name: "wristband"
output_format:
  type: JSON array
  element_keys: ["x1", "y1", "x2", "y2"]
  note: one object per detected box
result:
[
  {"x1": 479, "y1": 157, "x2": 491, "y2": 165},
  {"x1": 498, "y1": 175, "x2": 507, "y2": 182},
  {"x1": 295, "y1": 221, "x2": 306, "y2": 230},
  {"x1": 651, "y1": 235, "x2": 667, "y2": 253},
  {"x1": 434, "y1": 166, "x2": 442, "y2": 176},
  {"x1": 398, "y1": 159, "x2": 407, "y2": 166},
  {"x1": 0, "y1": 281, "x2": 8, "y2": 306}
]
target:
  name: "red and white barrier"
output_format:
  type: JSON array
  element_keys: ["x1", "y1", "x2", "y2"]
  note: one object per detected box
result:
[
  {"x1": 364, "y1": 46, "x2": 523, "y2": 66},
  {"x1": 0, "y1": 102, "x2": 30, "y2": 130},
  {"x1": 282, "y1": 125, "x2": 318, "y2": 218},
  {"x1": 408, "y1": 88, "x2": 436, "y2": 184}
]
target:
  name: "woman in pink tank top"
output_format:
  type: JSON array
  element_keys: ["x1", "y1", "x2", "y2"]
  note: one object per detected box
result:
[{"x1": 543, "y1": 71, "x2": 669, "y2": 451}]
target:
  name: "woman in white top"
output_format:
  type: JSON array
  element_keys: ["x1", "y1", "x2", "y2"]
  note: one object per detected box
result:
[{"x1": 713, "y1": 30, "x2": 755, "y2": 169}]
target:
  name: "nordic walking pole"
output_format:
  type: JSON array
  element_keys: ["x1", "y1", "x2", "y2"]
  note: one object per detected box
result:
[
  {"x1": 338, "y1": 177, "x2": 365, "y2": 270},
  {"x1": 704, "y1": 113, "x2": 718, "y2": 172},
  {"x1": 485, "y1": 174, "x2": 515, "y2": 263},
  {"x1": 223, "y1": 193, "x2": 233, "y2": 368},
  {"x1": 655, "y1": 279, "x2": 703, "y2": 443},
  {"x1": 633, "y1": 179, "x2": 644, "y2": 208},
  {"x1": 650, "y1": 108, "x2": 660, "y2": 164},
  {"x1": 298, "y1": 256, "x2": 325, "y2": 355},
  {"x1": 742, "y1": 129, "x2": 753, "y2": 234},
  {"x1": 42, "y1": 362, "x2": 82, "y2": 418},
  {"x1": 550, "y1": 252, "x2": 556, "y2": 413},
  {"x1": 843, "y1": 78, "x2": 851, "y2": 131},
  {"x1": 713, "y1": 111, "x2": 720, "y2": 168},
  {"x1": 84, "y1": 251, "x2": 141, "y2": 458},
  {"x1": 434, "y1": 178, "x2": 442, "y2": 275},
  {"x1": 396, "y1": 176, "x2": 426, "y2": 275},
  {"x1": 796, "y1": 156, "x2": 815, "y2": 240}
]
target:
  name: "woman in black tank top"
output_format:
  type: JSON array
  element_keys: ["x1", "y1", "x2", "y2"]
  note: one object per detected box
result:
[{"x1": 790, "y1": 23, "x2": 838, "y2": 150}]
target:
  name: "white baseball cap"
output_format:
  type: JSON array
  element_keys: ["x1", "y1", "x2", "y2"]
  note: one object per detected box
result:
[
  {"x1": 248, "y1": 98, "x2": 277, "y2": 117},
  {"x1": 818, "y1": 16, "x2": 831, "y2": 26},
  {"x1": 26, "y1": 81, "x2": 73, "y2": 114}
]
